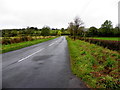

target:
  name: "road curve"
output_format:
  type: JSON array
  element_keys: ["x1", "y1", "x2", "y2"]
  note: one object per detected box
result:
[{"x1": 2, "y1": 36, "x2": 87, "y2": 88}]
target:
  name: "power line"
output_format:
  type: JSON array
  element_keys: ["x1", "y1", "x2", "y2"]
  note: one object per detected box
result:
[{"x1": 80, "y1": 0, "x2": 94, "y2": 17}]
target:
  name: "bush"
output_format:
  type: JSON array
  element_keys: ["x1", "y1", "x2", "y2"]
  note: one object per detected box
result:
[{"x1": 2, "y1": 38, "x2": 11, "y2": 45}]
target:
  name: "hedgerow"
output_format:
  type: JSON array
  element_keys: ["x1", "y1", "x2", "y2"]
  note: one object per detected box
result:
[{"x1": 78, "y1": 37, "x2": 120, "y2": 52}]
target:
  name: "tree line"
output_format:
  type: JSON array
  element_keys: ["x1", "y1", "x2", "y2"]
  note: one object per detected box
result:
[
  {"x1": 1, "y1": 18, "x2": 120, "y2": 38},
  {"x1": 86, "y1": 20, "x2": 120, "y2": 37},
  {"x1": 68, "y1": 17, "x2": 120, "y2": 40},
  {"x1": 1, "y1": 26, "x2": 69, "y2": 37}
]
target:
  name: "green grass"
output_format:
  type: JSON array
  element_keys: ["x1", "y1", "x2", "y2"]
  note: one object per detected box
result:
[
  {"x1": 67, "y1": 37, "x2": 120, "y2": 88},
  {"x1": 1, "y1": 37, "x2": 57, "y2": 54},
  {"x1": 91, "y1": 37, "x2": 120, "y2": 41}
]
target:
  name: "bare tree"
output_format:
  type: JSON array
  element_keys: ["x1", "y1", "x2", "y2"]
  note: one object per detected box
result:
[{"x1": 68, "y1": 17, "x2": 84, "y2": 40}]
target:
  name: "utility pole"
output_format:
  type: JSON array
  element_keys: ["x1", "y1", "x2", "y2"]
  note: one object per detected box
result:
[{"x1": 118, "y1": 1, "x2": 120, "y2": 28}]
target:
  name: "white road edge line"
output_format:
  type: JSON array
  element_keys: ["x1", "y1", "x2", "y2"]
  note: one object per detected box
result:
[
  {"x1": 18, "y1": 48, "x2": 45, "y2": 62},
  {"x1": 49, "y1": 43, "x2": 54, "y2": 46}
]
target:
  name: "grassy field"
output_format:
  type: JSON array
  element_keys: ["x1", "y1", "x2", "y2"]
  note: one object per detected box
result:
[
  {"x1": 91, "y1": 37, "x2": 120, "y2": 41},
  {"x1": 1, "y1": 37, "x2": 57, "y2": 54},
  {"x1": 67, "y1": 37, "x2": 120, "y2": 88}
]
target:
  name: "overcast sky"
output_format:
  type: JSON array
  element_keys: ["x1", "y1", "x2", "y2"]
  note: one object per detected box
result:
[{"x1": 0, "y1": 0, "x2": 119, "y2": 29}]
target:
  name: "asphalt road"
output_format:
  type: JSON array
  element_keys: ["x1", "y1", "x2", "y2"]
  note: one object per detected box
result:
[{"x1": 2, "y1": 36, "x2": 87, "y2": 88}]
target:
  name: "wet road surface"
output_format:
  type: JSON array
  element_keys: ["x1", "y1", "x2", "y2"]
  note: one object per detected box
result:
[{"x1": 2, "y1": 36, "x2": 87, "y2": 88}]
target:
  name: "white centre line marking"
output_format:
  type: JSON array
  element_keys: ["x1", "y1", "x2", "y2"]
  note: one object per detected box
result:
[
  {"x1": 55, "y1": 41, "x2": 58, "y2": 42},
  {"x1": 49, "y1": 43, "x2": 54, "y2": 46},
  {"x1": 18, "y1": 48, "x2": 45, "y2": 62}
]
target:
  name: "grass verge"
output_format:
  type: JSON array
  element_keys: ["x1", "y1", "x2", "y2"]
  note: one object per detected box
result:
[
  {"x1": 1, "y1": 37, "x2": 57, "y2": 54},
  {"x1": 67, "y1": 37, "x2": 120, "y2": 88},
  {"x1": 91, "y1": 37, "x2": 120, "y2": 41}
]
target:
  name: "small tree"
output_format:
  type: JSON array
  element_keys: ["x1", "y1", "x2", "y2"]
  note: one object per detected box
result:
[
  {"x1": 101, "y1": 20, "x2": 113, "y2": 29},
  {"x1": 88, "y1": 26, "x2": 98, "y2": 37},
  {"x1": 99, "y1": 20, "x2": 113, "y2": 36},
  {"x1": 61, "y1": 28, "x2": 65, "y2": 32},
  {"x1": 57, "y1": 31, "x2": 62, "y2": 36},
  {"x1": 41, "y1": 26, "x2": 50, "y2": 36}
]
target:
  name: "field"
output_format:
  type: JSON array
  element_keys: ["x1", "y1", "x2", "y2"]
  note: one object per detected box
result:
[
  {"x1": 67, "y1": 37, "x2": 120, "y2": 88},
  {"x1": 1, "y1": 36, "x2": 57, "y2": 54},
  {"x1": 91, "y1": 37, "x2": 120, "y2": 41}
]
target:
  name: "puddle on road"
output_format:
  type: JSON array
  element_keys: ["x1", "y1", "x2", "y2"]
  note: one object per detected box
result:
[
  {"x1": 32, "y1": 55, "x2": 54, "y2": 70},
  {"x1": 32, "y1": 55, "x2": 54, "y2": 62}
]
